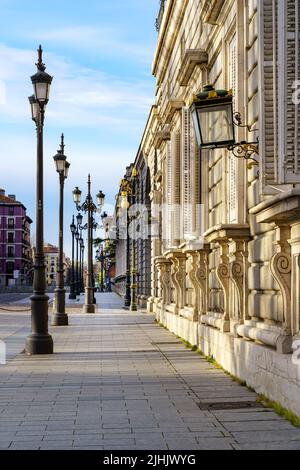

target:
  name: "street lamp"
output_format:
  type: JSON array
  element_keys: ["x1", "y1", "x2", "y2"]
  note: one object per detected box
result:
[
  {"x1": 73, "y1": 175, "x2": 105, "y2": 313},
  {"x1": 76, "y1": 213, "x2": 83, "y2": 295},
  {"x1": 190, "y1": 85, "x2": 259, "y2": 166},
  {"x1": 96, "y1": 245, "x2": 105, "y2": 292},
  {"x1": 69, "y1": 216, "x2": 76, "y2": 299},
  {"x1": 80, "y1": 236, "x2": 85, "y2": 293},
  {"x1": 25, "y1": 45, "x2": 53, "y2": 355},
  {"x1": 75, "y1": 225, "x2": 80, "y2": 296},
  {"x1": 52, "y1": 133, "x2": 70, "y2": 326},
  {"x1": 119, "y1": 168, "x2": 137, "y2": 311}
]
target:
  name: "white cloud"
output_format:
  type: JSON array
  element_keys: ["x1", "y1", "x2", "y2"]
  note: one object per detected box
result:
[
  {"x1": 29, "y1": 25, "x2": 154, "y2": 64},
  {"x1": 0, "y1": 43, "x2": 155, "y2": 130}
]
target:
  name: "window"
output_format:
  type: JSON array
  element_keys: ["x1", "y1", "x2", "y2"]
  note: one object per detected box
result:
[
  {"x1": 7, "y1": 232, "x2": 14, "y2": 243},
  {"x1": 8, "y1": 207, "x2": 14, "y2": 216},
  {"x1": 7, "y1": 246, "x2": 14, "y2": 258},
  {"x1": 7, "y1": 262, "x2": 14, "y2": 274},
  {"x1": 7, "y1": 218, "x2": 14, "y2": 229}
]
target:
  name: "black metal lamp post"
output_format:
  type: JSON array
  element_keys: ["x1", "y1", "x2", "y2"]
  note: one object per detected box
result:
[
  {"x1": 120, "y1": 181, "x2": 131, "y2": 308},
  {"x1": 81, "y1": 239, "x2": 85, "y2": 292},
  {"x1": 69, "y1": 216, "x2": 76, "y2": 299},
  {"x1": 25, "y1": 45, "x2": 53, "y2": 355},
  {"x1": 76, "y1": 213, "x2": 83, "y2": 296},
  {"x1": 129, "y1": 168, "x2": 137, "y2": 312},
  {"x1": 120, "y1": 169, "x2": 137, "y2": 311},
  {"x1": 96, "y1": 245, "x2": 105, "y2": 292},
  {"x1": 72, "y1": 176, "x2": 105, "y2": 313},
  {"x1": 79, "y1": 235, "x2": 84, "y2": 293},
  {"x1": 75, "y1": 226, "x2": 80, "y2": 296},
  {"x1": 52, "y1": 134, "x2": 70, "y2": 326}
]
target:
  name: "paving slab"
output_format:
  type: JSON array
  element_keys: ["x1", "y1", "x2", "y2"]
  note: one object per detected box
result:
[{"x1": 0, "y1": 292, "x2": 299, "y2": 450}]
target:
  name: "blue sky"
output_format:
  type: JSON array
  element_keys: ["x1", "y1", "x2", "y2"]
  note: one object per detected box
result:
[{"x1": 0, "y1": 0, "x2": 158, "y2": 256}]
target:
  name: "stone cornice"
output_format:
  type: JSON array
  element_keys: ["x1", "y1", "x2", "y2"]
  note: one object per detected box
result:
[
  {"x1": 177, "y1": 49, "x2": 208, "y2": 86},
  {"x1": 163, "y1": 97, "x2": 185, "y2": 123},
  {"x1": 204, "y1": 224, "x2": 251, "y2": 243},
  {"x1": 154, "y1": 124, "x2": 171, "y2": 148},
  {"x1": 165, "y1": 249, "x2": 186, "y2": 260},
  {"x1": 200, "y1": 0, "x2": 225, "y2": 25},
  {"x1": 249, "y1": 190, "x2": 300, "y2": 224}
]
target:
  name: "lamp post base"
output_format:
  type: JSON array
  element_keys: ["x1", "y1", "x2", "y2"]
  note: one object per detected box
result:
[
  {"x1": 124, "y1": 298, "x2": 130, "y2": 308},
  {"x1": 83, "y1": 304, "x2": 95, "y2": 313},
  {"x1": 25, "y1": 334, "x2": 53, "y2": 355},
  {"x1": 51, "y1": 313, "x2": 68, "y2": 326}
]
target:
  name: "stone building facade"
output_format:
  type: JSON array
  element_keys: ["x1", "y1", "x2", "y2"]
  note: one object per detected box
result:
[
  {"x1": 137, "y1": 0, "x2": 300, "y2": 414},
  {"x1": 114, "y1": 154, "x2": 152, "y2": 307},
  {"x1": 0, "y1": 189, "x2": 33, "y2": 287}
]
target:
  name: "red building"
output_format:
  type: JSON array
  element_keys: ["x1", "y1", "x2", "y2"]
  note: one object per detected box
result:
[{"x1": 0, "y1": 189, "x2": 33, "y2": 287}]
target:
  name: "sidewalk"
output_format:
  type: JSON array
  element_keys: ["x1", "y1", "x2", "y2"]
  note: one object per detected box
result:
[{"x1": 0, "y1": 293, "x2": 299, "y2": 450}]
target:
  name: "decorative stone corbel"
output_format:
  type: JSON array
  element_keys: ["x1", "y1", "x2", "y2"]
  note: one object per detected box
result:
[
  {"x1": 229, "y1": 240, "x2": 250, "y2": 325},
  {"x1": 159, "y1": 258, "x2": 172, "y2": 307},
  {"x1": 249, "y1": 191, "x2": 300, "y2": 353},
  {"x1": 270, "y1": 225, "x2": 292, "y2": 352},
  {"x1": 165, "y1": 250, "x2": 186, "y2": 314},
  {"x1": 185, "y1": 252, "x2": 200, "y2": 321},
  {"x1": 195, "y1": 246, "x2": 210, "y2": 318},
  {"x1": 216, "y1": 243, "x2": 230, "y2": 332},
  {"x1": 173, "y1": 255, "x2": 187, "y2": 311}
]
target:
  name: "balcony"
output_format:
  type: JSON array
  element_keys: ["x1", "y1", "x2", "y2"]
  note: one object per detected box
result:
[{"x1": 155, "y1": 0, "x2": 167, "y2": 32}]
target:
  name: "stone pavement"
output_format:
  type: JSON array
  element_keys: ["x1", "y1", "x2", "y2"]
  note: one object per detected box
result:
[{"x1": 0, "y1": 292, "x2": 300, "y2": 450}]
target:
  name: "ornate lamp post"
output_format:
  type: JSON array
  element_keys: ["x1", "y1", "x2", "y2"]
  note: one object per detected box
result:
[
  {"x1": 75, "y1": 227, "x2": 79, "y2": 296},
  {"x1": 69, "y1": 216, "x2": 76, "y2": 299},
  {"x1": 73, "y1": 175, "x2": 105, "y2": 313},
  {"x1": 52, "y1": 134, "x2": 70, "y2": 326},
  {"x1": 120, "y1": 179, "x2": 131, "y2": 308},
  {"x1": 79, "y1": 235, "x2": 84, "y2": 293},
  {"x1": 26, "y1": 45, "x2": 53, "y2": 355},
  {"x1": 96, "y1": 245, "x2": 105, "y2": 292},
  {"x1": 120, "y1": 168, "x2": 137, "y2": 311},
  {"x1": 76, "y1": 213, "x2": 83, "y2": 296}
]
